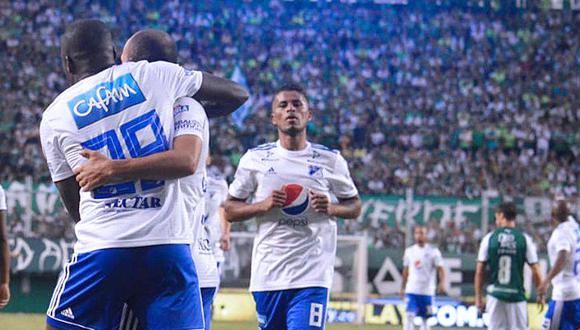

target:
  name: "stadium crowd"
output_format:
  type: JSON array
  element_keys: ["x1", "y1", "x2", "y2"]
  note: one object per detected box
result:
[{"x1": 0, "y1": 1, "x2": 577, "y2": 251}]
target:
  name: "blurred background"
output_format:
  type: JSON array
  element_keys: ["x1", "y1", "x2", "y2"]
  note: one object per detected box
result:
[{"x1": 0, "y1": 0, "x2": 578, "y2": 328}]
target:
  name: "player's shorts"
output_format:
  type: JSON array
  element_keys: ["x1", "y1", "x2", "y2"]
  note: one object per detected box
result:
[
  {"x1": 46, "y1": 244, "x2": 204, "y2": 330},
  {"x1": 404, "y1": 293, "x2": 434, "y2": 318},
  {"x1": 252, "y1": 287, "x2": 329, "y2": 330},
  {"x1": 541, "y1": 299, "x2": 580, "y2": 330},
  {"x1": 485, "y1": 295, "x2": 527, "y2": 330},
  {"x1": 201, "y1": 287, "x2": 217, "y2": 330}
]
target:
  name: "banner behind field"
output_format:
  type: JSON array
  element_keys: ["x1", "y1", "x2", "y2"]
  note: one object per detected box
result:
[
  {"x1": 9, "y1": 237, "x2": 549, "y2": 299},
  {"x1": 3, "y1": 181, "x2": 576, "y2": 226}
]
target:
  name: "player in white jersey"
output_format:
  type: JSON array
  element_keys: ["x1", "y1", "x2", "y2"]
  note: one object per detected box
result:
[
  {"x1": 0, "y1": 186, "x2": 10, "y2": 309},
  {"x1": 72, "y1": 29, "x2": 246, "y2": 330},
  {"x1": 40, "y1": 21, "x2": 247, "y2": 330},
  {"x1": 223, "y1": 84, "x2": 362, "y2": 330},
  {"x1": 400, "y1": 225, "x2": 446, "y2": 330},
  {"x1": 205, "y1": 168, "x2": 231, "y2": 274},
  {"x1": 538, "y1": 200, "x2": 580, "y2": 330}
]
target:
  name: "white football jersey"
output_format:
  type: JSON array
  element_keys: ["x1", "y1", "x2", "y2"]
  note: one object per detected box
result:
[
  {"x1": 229, "y1": 141, "x2": 358, "y2": 292},
  {"x1": 0, "y1": 186, "x2": 6, "y2": 211},
  {"x1": 403, "y1": 244, "x2": 443, "y2": 296},
  {"x1": 39, "y1": 61, "x2": 203, "y2": 253},
  {"x1": 205, "y1": 175, "x2": 229, "y2": 263},
  {"x1": 547, "y1": 217, "x2": 580, "y2": 301},
  {"x1": 173, "y1": 97, "x2": 218, "y2": 288}
]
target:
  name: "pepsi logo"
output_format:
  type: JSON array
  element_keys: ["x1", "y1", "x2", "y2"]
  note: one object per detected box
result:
[{"x1": 281, "y1": 184, "x2": 309, "y2": 216}]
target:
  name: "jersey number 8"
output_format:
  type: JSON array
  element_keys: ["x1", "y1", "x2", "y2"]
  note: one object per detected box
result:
[
  {"x1": 80, "y1": 110, "x2": 169, "y2": 199},
  {"x1": 498, "y1": 255, "x2": 512, "y2": 285}
]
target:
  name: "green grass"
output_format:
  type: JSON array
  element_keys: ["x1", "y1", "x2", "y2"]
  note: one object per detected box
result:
[{"x1": 0, "y1": 313, "x2": 474, "y2": 329}]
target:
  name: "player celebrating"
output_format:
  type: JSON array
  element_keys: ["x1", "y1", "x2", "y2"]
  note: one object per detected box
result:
[
  {"x1": 400, "y1": 225, "x2": 446, "y2": 330},
  {"x1": 538, "y1": 200, "x2": 580, "y2": 330},
  {"x1": 40, "y1": 20, "x2": 247, "y2": 330},
  {"x1": 0, "y1": 185, "x2": 10, "y2": 309},
  {"x1": 74, "y1": 29, "x2": 236, "y2": 330},
  {"x1": 474, "y1": 202, "x2": 544, "y2": 330},
  {"x1": 223, "y1": 84, "x2": 362, "y2": 330}
]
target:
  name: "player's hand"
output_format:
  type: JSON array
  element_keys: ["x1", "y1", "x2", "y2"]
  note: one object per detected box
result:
[
  {"x1": 260, "y1": 190, "x2": 287, "y2": 212},
  {"x1": 0, "y1": 283, "x2": 10, "y2": 309},
  {"x1": 219, "y1": 233, "x2": 231, "y2": 251},
  {"x1": 74, "y1": 150, "x2": 115, "y2": 191},
  {"x1": 310, "y1": 191, "x2": 331, "y2": 214},
  {"x1": 536, "y1": 292, "x2": 546, "y2": 313},
  {"x1": 475, "y1": 296, "x2": 485, "y2": 313}
]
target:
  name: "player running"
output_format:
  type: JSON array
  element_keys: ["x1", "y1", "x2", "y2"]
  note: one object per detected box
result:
[
  {"x1": 474, "y1": 202, "x2": 544, "y2": 330},
  {"x1": 0, "y1": 185, "x2": 10, "y2": 309},
  {"x1": 400, "y1": 225, "x2": 446, "y2": 330},
  {"x1": 538, "y1": 200, "x2": 580, "y2": 330},
  {"x1": 223, "y1": 84, "x2": 362, "y2": 330},
  {"x1": 40, "y1": 20, "x2": 247, "y2": 330}
]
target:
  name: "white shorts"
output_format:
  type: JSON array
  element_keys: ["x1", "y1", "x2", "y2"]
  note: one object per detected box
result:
[{"x1": 486, "y1": 295, "x2": 528, "y2": 330}]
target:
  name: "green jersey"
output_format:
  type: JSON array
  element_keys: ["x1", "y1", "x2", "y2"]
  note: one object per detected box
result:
[{"x1": 477, "y1": 227, "x2": 538, "y2": 302}]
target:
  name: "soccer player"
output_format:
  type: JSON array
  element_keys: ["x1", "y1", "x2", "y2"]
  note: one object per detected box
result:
[
  {"x1": 474, "y1": 202, "x2": 544, "y2": 330},
  {"x1": 0, "y1": 185, "x2": 10, "y2": 309},
  {"x1": 73, "y1": 29, "x2": 232, "y2": 330},
  {"x1": 223, "y1": 84, "x2": 362, "y2": 330},
  {"x1": 40, "y1": 20, "x2": 246, "y2": 330},
  {"x1": 400, "y1": 225, "x2": 446, "y2": 330},
  {"x1": 537, "y1": 200, "x2": 580, "y2": 330}
]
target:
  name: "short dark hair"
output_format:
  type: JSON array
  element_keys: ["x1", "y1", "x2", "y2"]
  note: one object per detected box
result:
[
  {"x1": 274, "y1": 83, "x2": 308, "y2": 102},
  {"x1": 123, "y1": 29, "x2": 177, "y2": 63},
  {"x1": 551, "y1": 200, "x2": 570, "y2": 223},
  {"x1": 61, "y1": 19, "x2": 115, "y2": 73},
  {"x1": 496, "y1": 202, "x2": 517, "y2": 221}
]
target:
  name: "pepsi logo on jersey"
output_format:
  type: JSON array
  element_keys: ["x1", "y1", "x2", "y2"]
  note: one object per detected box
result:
[{"x1": 281, "y1": 184, "x2": 309, "y2": 216}]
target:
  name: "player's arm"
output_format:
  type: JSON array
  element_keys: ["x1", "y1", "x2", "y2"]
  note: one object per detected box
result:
[
  {"x1": 219, "y1": 207, "x2": 232, "y2": 251},
  {"x1": 223, "y1": 191, "x2": 286, "y2": 223},
  {"x1": 474, "y1": 234, "x2": 490, "y2": 312},
  {"x1": 474, "y1": 261, "x2": 486, "y2": 312},
  {"x1": 0, "y1": 207, "x2": 10, "y2": 308},
  {"x1": 400, "y1": 266, "x2": 409, "y2": 298},
  {"x1": 437, "y1": 265, "x2": 447, "y2": 295},
  {"x1": 39, "y1": 121, "x2": 81, "y2": 223},
  {"x1": 153, "y1": 63, "x2": 248, "y2": 118},
  {"x1": 310, "y1": 193, "x2": 362, "y2": 219},
  {"x1": 320, "y1": 153, "x2": 362, "y2": 219},
  {"x1": 538, "y1": 249, "x2": 570, "y2": 299},
  {"x1": 194, "y1": 72, "x2": 249, "y2": 118},
  {"x1": 75, "y1": 135, "x2": 201, "y2": 191},
  {"x1": 54, "y1": 178, "x2": 81, "y2": 222}
]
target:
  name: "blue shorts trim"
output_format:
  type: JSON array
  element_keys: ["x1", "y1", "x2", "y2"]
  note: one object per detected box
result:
[
  {"x1": 405, "y1": 293, "x2": 434, "y2": 318},
  {"x1": 46, "y1": 245, "x2": 204, "y2": 330},
  {"x1": 543, "y1": 299, "x2": 580, "y2": 330},
  {"x1": 252, "y1": 287, "x2": 329, "y2": 330}
]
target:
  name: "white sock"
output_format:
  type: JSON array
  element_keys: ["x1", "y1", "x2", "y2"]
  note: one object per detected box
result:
[{"x1": 404, "y1": 313, "x2": 416, "y2": 330}]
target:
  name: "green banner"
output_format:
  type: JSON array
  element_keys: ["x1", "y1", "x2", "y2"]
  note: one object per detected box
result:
[{"x1": 9, "y1": 237, "x2": 75, "y2": 274}]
